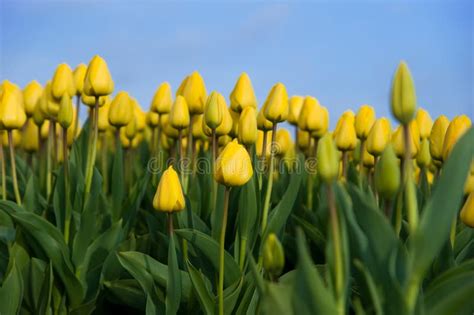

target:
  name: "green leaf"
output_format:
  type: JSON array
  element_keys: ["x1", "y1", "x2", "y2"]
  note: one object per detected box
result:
[
  {"x1": 37, "y1": 261, "x2": 54, "y2": 315},
  {"x1": 186, "y1": 260, "x2": 214, "y2": 315},
  {"x1": 166, "y1": 233, "x2": 181, "y2": 315},
  {"x1": 175, "y1": 229, "x2": 241, "y2": 286},
  {"x1": 104, "y1": 279, "x2": 146, "y2": 311},
  {"x1": 0, "y1": 261, "x2": 23, "y2": 315},
  {"x1": 238, "y1": 176, "x2": 258, "y2": 242}
]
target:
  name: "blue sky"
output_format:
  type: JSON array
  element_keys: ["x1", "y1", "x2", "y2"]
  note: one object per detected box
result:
[{"x1": 1, "y1": 0, "x2": 472, "y2": 128}]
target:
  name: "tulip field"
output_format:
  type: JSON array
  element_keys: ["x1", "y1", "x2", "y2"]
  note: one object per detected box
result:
[{"x1": 1, "y1": 56, "x2": 474, "y2": 315}]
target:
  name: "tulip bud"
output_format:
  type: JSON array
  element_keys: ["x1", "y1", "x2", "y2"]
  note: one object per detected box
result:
[
  {"x1": 391, "y1": 61, "x2": 417, "y2": 124},
  {"x1": 299, "y1": 97, "x2": 329, "y2": 138},
  {"x1": 73, "y1": 63, "x2": 87, "y2": 95},
  {"x1": 287, "y1": 96, "x2": 304, "y2": 126},
  {"x1": 429, "y1": 115, "x2": 449, "y2": 162},
  {"x1": 81, "y1": 94, "x2": 106, "y2": 108},
  {"x1": 151, "y1": 82, "x2": 173, "y2": 114},
  {"x1": 392, "y1": 121, "x2": 420, "y2": 158},
  {"x1": 263, "y1": 233, "x2": 285, "y2": 277},
  {"x1": 33, "y1": 102, "x2": 45, "y2": 126},
  {"x1": 97, "y1": 97, "x2": 111, "y2": 132},
  {"x1": 153, "y1": 166, "x2": 185, "y2": 212},
  {"x1": 169, "y1": 95, "x2": 190, "y2": 130},
  {"x1": 1, "y1": 130, "x2": 21, "y2": 147},
  {"x1": 133, "y1": 103, "x2": 147, "y2": 132},
  {"x1": 229, "y1": 110, "x2": 240, "y2": 138},
  {"x1": 22, "y1": 118, "x2": 39, "y2": 152},
  {"x1": 316, "y1": 134, "x2": 340, "y2": 183},
  {"x1": 297, "y1": 130, "x2": 310, "y2": 150},
  {"x1": 275, "y1": 129, "x2": 292, "y2": 156},
  {"x1": 192, "y1": 115, "x2": 206, "y2": 140},
  {"x1": 366, "y1": 118, "x2": 391, "y2": 156},
  {"x1": 215, "y1": 100, "x2": 233, "y2": 136},
  {"x1": 442, "y1": 115, "x2": 472, "y2": 161},
  {"x1": 355, "y1": 105, "x2": 376, "y2": 139},
  {"x1": 204, "y1": 91, "x2": 223, "y2": 129},
  {"x1": 147, "y1": 111, "x2": 160, "y2": 128},
  {"x1": 58, "y1": 94, "x2": 73, "y2": 129},
  {"x1": 23, "y1": 80, "x2": 43, "y2": 117},
  {"x1": 334, "y1": 111, "x2": 357, "y2": 151},
  {"x1": 460, "y1": 192, "x2": 474, "y2": 228},
  {"x1": 415, "y1": 108, "x2": 433, "y2": 139},
  {"x1": 0, "y1": 80, "x2": 26, "y2": 130},
  {"x1": 125, "y1": 117, "x2": 137, "y2": 140},
  {"x1": 257, "y1": 107, "x2": 273, "y2": 131},
  {"x1": 109, "y1": 91, "x2": 133, "y2": 128},
  {"x1": 264, "y1": 83, "x2": 288, "y2": 123},
  {"x1": 218, "y1": 135, "x2": 232, "y2": 147},
  {"x1": 162, "y1": 114, "x2": 180, "y2": 139},
  {"x1": 375, "y1": 145, "x2": 400, "y2": 200},
  {"x1": 238, "y1": 107, "x2": 258, "y2": 145},
  {"x1": 51, "y1": 63, "x2": 76, "y2": 100},
  {"x1": 178, "y1": 71, "x2": 207, "y2": 115},
  {"x1": 215, "y1": 139, "x2": 253, "y2": 186},
  {"x1": 416, "y1": 138, "x2": 431, "y2": 168},
  {"x1": 230, "y1": 72, "x2": 257, "y2": 112},
  {"x1": 362, "y1": 145, "x2": 375, "y2": 168},
  {"x1": 83, "y1": 55, "x2": 114, "y2": 97}
]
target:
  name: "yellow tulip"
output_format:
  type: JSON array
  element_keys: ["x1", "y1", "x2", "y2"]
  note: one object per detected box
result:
[
  {"x1": 97, "y1": 97, "x2": 111, "y2": 132},
  {"x1": 391, "y1": 121, "x2": 420, "y2": 158},
  {"x1": 355, "y1": 105, "x2": 376, "y2": 139},
  {"x1": 162, "y1": 114, "x2": 180, "y2": 139},
  {"x1": 442, "y1": 115, "x2": 472, "y2": 161},
  {"x1": 375, "y1": 145, "x2": 400, "y2": 200},
  {"x1": 58, "y1": 94, "x2": 74, "y2": 129},
  {"x1": 391, "y1": 61, "x2": 417, "y2": 124},
  {"x1": 73, "y1": 63, "x2": 87, "y2": 95},
  {"x1": 204, "y1": 91, "x2": 223, "y2": 129},
  {"x1": 0, "y1": 80, "x2": 26, "y2": 130},
  {"x1": 238, "y1": 106, "x2": 258, "y2": 145},
  {"x1": 275, "y1": 129, "x2": 292, "y2": 156},
  {"x1": 83, "y1": 55, "x2": 114, "y2": 97},
  {"x1": 460, "y1": 193, "x2": 474, "y2": 227},
  {"x1": 33, "y1": 102, "x2": 45, "y2": 126},
  {"x1": 169, "y1": 95, "x2": 190, "y2": 130},
  {"x1": 230, "y1": 72, "x2": 257, "y2": 112},
  {"x1": 1, "y1": 130, "x2": 21, "y2": 147},
  {"x1": 215, "y1": 139, "x2": 253, "y2": 187},
  {"x1": 334, "y1": 111, "x2": 357, "y2": 151},
  {"x1": 218, "y1": 135, "x2": 232, "y2": 147},
  {"x1": 316, "y1": 134, "x2": 340, "y2": 183},
  {"x1": 264, "y1": 83, "x2": 288, "y2": 123},
  {"x1": 229, "y1": 110, "x2": 240, "y2": 138},
  {"x1": 120, "y1": 128, "x2": 131, "y2": 148},
  {"x1": 362, "y1": 145, "x2": 375, "y2": 168},
  {"x1": 23, "y1": 80, "x2": 43, "y2": 117},
  {"x1": 287, "y1": 96, "x2": 304, "y2": 126},
  {"x1": 429, "y1": 115, "x2": 449, "y2": 162},
  {"x1": 192, "y1": 114, "x2": 206, "y2": 140},
  {"x1": 256, "y1": 130, "x2": 272, "y2": 158},
  {"x1": 51, "y1": 63, "x2": 76, "y2": 100},
  {"x1": 257, "y1": 106, "x2": 273, "y2": 131},
  {"x1": 262, "y1": 233, "x2": 285, "y2": 277},
  {"x1": 416, "y1": 138, "x2": 431, "y2": 168},
  {"x1": 366, "y1": 118, "x2": 391, "y2": 156},
  {"x1": 133, "y1": 102, "x2": 147, "y2": 132},
  {"x1": 297, "y1": 96, "x2": 317, "y2": 131},
  {"x1": 109, "y1": 91, "x2": 133, "y2": 128},
  {"x1": 22, "y1": 118, "x2": 39, "y2": 152},
  {"x1": 297, "y1": 130, "x2": 310, "y2": 150},
  {"x1": 215, "y1": 99, "x2": 233, "y2": 136},
  {"x1": 178, "y1": 71, "x2": 207, "y2": 115},
  {"x1": 415, "y1": 108, "x2": 433, "y2": 139},
  {"x1": 151, "y1": 82, "x2": 173, "y2": 114},
  {"x1": 146, "y1": 111, "x2": 160, "y2": 128},
  {"x1": 153, "y1": 166, "x2": 185, "y2": 212},
  {"x1": 131, "y1": 132, "x2": 144, "y2": 149}
]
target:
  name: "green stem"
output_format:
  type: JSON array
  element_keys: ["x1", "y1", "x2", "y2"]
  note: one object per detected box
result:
[
  {"x1": 342, "y1": 150, "x2": 348, "y2": 179},
  {"x1": 63, "y1": 127, "x2": 71, "y2": 244},
  {"x1": 239, "y1": 237, "x2": 247, "y2": 270},
  {"x1": 211, "y1": 129, "x2": 217, "y2": 215},
  {"x1": 403, "y1": 124, "x2": 418, "y2": 234},
  {"x1": 261, "y1": 124, "x2": 277, "y2": 235},
  {"x1": 258, "y1": 130, "x2": 268, "y2": 191},
  {"x1": 84, "y1": 98, "x2": 99, "y2": 198},
  {"x1": 358, "y1": 139, "x2": 365, "y2": 187},
  {"x1": 46, "y1": 123, "x2": 53, "y2": 198},
  {"x1": 101, "y1": 132, "x2": 108, "y2": 194},
  {"x1": 52, "y1": 121, "x2": 58, "y2": 168},
  {"x1": 185, "y1": 115, "x2": 195, "y2": 192},
  {"x1": 0, "y1": 144, "x2": 6, "y2": 200},
  {"x1": 73, "y1": 94, "x2": 81, "y2": 140},
  {"x1": 450, "y1": 216, "x2": 457, "y2": 248},
  {"x1": 8, "y1": 131, "x2": 22, "y2": 205},
  {"x1": 178, "y1": 129, "x2": 184, "y2": 186},
  {"x1": 219, "y1": 187, "x2": 230, "y2": 315}
]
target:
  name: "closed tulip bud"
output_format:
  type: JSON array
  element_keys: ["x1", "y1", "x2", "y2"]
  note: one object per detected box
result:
[
  {"x1": 22, "y1": 118, "x2": 39, "y2": 152},
  {"x1": 229, "y1": 110, "x2": 240, "y2": 138},
  {"x1": 204, "y1": 91, "x2": 223, "y2": 129},
  {"x1": 153, "y1": 166, "x2": 185, "y2": 212},
  {"x1": 169, "y1": 95, "x2": 190, "y2": 130},
  {"x1": 460, "y1": 193, "x2": 474, "y2": 227},
  {"x1": 415, "y1": 108, "x2": 433, "y2": 139},
  {"x1": 362, "y1": 145, "x2": 375, "y2": 168},
  {"x1": 263, "y1": 233, "x2": 285, "y2": 277},
  {"x1": 334, "y1": 112, "x2": 357, "y2": 151},
  {"x1": 230, "y1": 72, "x2": 257, "y2": 112},
  {"x1": 392, "y1": 122, "x2": 420, "y2": 158},
  {"x1": 215, "y1": 139, "x2": 253, "y2": 187},
  {"x1": 162, "y1": 114, "x2": 180, "y2": 139},
  {"x1": 391, "y1": 61, "x2": 417, "y2": 124},
  {"x1": 316, "y1": 134, "x2": 340, "y2": 183},
  {"x1": 23, "y1": 80, "x2": 43, "y2": 117},
  {"x1": 442, "y1": 115, "x2": 472, "y2": 161},
  {"x1": 33, "y1": 101, "x2": 45, "y2": 126},
  {"x1": 298, "y1": 96, "x2": 316, "y2": 131},
  {"x1": 0, "y1": 80, "x2": 26, "y2": 130},
  {"x1": 81, "y1": 94, "x2": 107, "y2": 107},
  {"x1": 287, "y1": 96, "x2": 304, "y2": 125},
  {"x1": 151, "y1": 82, "x2": 173, "y2": 114},
  {"x1": 58, "y1": 94, "x2": 73, "y2": 129},
  {"x1": 275, "y1": 129, "x2": 292, "y2": 156},
  {"x1": 257, "y1": 106, "x2": 273, "y2": 131},
  {"x1": 192, "y1": 115, "x2": 206, "y2": 140},
  {"x1": 97, "y1": 97, "x2": 111, "y2": 132},
  {"x1": 178, "y1": 71, "x2": 207, "y2": 115},
  {"x1": 131, "y1": 132, "x2": 144, "y2": 149},
  {"x1": 367, "y1": 118, "x2": 391, "y2": 156},
  {"x1": 84, "y1": 55, "x2": 114, "y2": 97},
  {"x1": 215, "y1": 101, "x2": 233, "y2": 136},
  {"x1": 1, "y1": 130, "x2": 21, "y2": 147},
  {"x1": 109, "y1": 91, "x2": 132, "y2": 127},
  {"x1": 218, "y1": 135, "x2": 232, "y2": 147},
  {"x1": 416, "y1": 138, "x2": 431, "y2": 168},
  {"x1": 264, "y1": 83, "x2": 288, "y2": 123},
  {"x1": 238, "y1": 107, "x2": 258, "y2": 145},
  {"x1": 51, "y1": 63, "x2": 76, "y2": 100},
  {"x1": 256, "y1": 130, "x2": 272, "y2": 157},
  {"x1": 352, "y1": 140, "x2": 362, "y2": 163},
  {"x1": 125, "y1": 118, "x2": 137, "y2": 140},
  {"x1": 133, "y1": 104, "x2": 147, "y2": 132},
  {"x1": 355, "y1": 105, "x2": 376, "y2": 139},
  {"x1": 297, "y1": 130, "x2": 310, "y2": 150},
  {"x1": 429, "y1": 115, "x2": 449, "y2": 161},
  {"x1": 73, "y1": 64, "x2": 87, "y2": 95},
  {"x1": 375, "y1": 145, "x2": 400, "y2": 200},
  {"x1": 147, "y1": 111, "x2": 160, "y2": 128},
  {"x1": 120, "y1": 128, "x2": 131, "y2": 148}
]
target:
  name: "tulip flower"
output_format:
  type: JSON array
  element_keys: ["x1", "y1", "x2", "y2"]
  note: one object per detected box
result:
[
  {"x1": 23, "y1": 80, "x2": 43, "y2": 117},
  {"x1": 416, "y1": 108, "x2": 433, "y2": 139},
  {"x1": 170, "y1": 95, "x2": 190, "y2": 130},
  {"x1": 442, "y1": 115, "x2": 472, "y2": 161},
  {"x1": 275, "y1": 129, "x2": 292, "y2": 156},
  {"x1": 287, "y1": 95, "x2": 304, "y2": 126},
  {"x1": 151, "y1": 82, "x2": 173, "y2": 114},
  {"x1": 22, "y1": 118, "x2": 39, "y2": 153},
  {"x1": 83, "y1": 55, "x2": 114, "y2": 97},
  {"x1": 375, "y1": 145, "x2": 400, "y2": 202},
  {"x1": 366, "y1": 118, "x2": 391, "y2": 157},
  {"x1": 334, "y1": 111, "x2": 357, "y2": 152},
  {"x1": 392, "y1": 122, "x2": 420, "y2": 159},
  {"x1": 263, "y1": 233, "x2": 285, "y2": 280},
  {"x1": 355, "y1": 105, "x2": 376, "y2": 140},
  {"x1": 73, "y1": 64, "x2": 87, "y2": 96},
  {"x1": 58, "y1": 94, "x2": 74, "y2": 129},
  {"x1": 264, "y1": 83, "x2": 288, "y2": 123},
  {"x1": 460, "y1": 192, "x2": 474, "y2": 228},
  {"x1": 297, "y1": 130, "x2": 310, "y2": 151},
  {"x1": 178, "y1": 71, "x2": 207, "y2": 115},
  {"x1": 416, "y1": 139, "x2": 431, "y2": 168},
  {"x1": 204, "y1": 91, "x2": 223, "y2": 130},
  {"x1": 230, "y1": 72, "x2": 257, "y2": 112},
  {"x1": 391, "y1": 61, "x2": 417, "y2": 124},
  {"x1": 153, "y1": 165, "x2": 185, "y2": 212},
  {"x1": 214, "y1": 139, "x2": 253, "y2": 187},
  {"x1": 97, "y1": 98, "x2": 111, "y2": 132},
  {"x1": 109, "y1": 91, "x2": 133, "y2": 128},
  {"x1": 51, "y1": 63, "x2": 76, "y2": 100},
  {"x1": 317, "y1": 134, "x2": 340, "y2": 183},
  {"x1": 429, "y1": 115, "x2": 449, "y2": 162},
  {"x1": 362, "y1": 145, "x2": 375, "y2": 168},
  {"x1": 238, "y1": 107, "x2": 258, "y2": 146}
]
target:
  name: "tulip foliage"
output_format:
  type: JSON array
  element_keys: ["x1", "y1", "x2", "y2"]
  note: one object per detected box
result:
[{"x1": 1, "y1": 58, "x2": 474, "y2": 315}]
